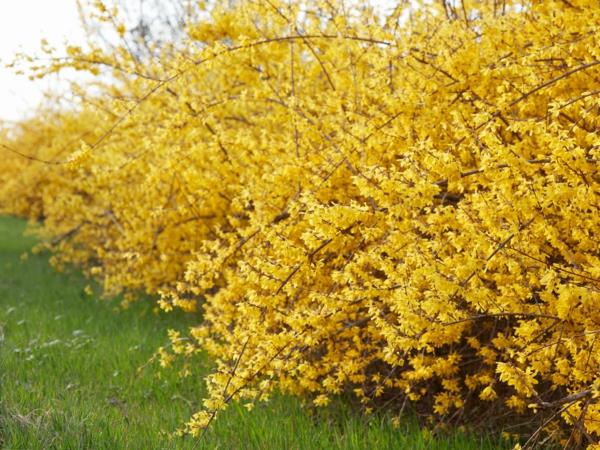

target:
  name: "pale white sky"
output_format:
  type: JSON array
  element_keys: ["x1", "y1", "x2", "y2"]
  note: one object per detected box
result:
[{"x1": 0, "y1": 0, "x2": 85, "y2": 122}]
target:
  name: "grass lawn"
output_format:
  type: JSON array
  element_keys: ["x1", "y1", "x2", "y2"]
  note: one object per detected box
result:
[{"x1": 0, "y1": 215, "x2": 513, "y2": 449}]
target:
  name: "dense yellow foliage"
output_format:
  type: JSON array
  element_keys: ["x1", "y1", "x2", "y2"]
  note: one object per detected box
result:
[{"x1": 2, "y1": 0, "x2": 599, "y2": 446}]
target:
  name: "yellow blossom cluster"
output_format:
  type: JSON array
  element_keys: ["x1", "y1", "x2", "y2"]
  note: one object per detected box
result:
[{"x1": 1, "y1": 0, "x2": 599, "y2": 446}]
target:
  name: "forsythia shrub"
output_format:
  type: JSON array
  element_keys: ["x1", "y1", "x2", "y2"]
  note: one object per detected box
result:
[{"x1": 1, "y1": 0, "x2": 599, "y2": 446}]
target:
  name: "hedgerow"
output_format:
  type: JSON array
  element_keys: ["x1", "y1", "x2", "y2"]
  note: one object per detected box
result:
[{"x1": 1, "y1": 0, "x2": 599, "y2": 447}]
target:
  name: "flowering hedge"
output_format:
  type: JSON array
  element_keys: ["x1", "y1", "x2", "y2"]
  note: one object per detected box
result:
[{"x1": 1, "y1": 0, "x2": 599, "y2": 447}]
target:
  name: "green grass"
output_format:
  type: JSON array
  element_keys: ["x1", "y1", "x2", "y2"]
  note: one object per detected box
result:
[{"x1": 0, "y1": 215, "x2": 514, "y2": 449}]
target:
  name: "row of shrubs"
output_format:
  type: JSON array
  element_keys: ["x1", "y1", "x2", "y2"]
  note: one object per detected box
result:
[{"x1": 1, "y1": 0, "x2": 599, "y2": 447}]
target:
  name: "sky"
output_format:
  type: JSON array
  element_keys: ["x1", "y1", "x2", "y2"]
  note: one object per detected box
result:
[{"x1": 0, "y1": 0, "x2": 85, "y2": 122}]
